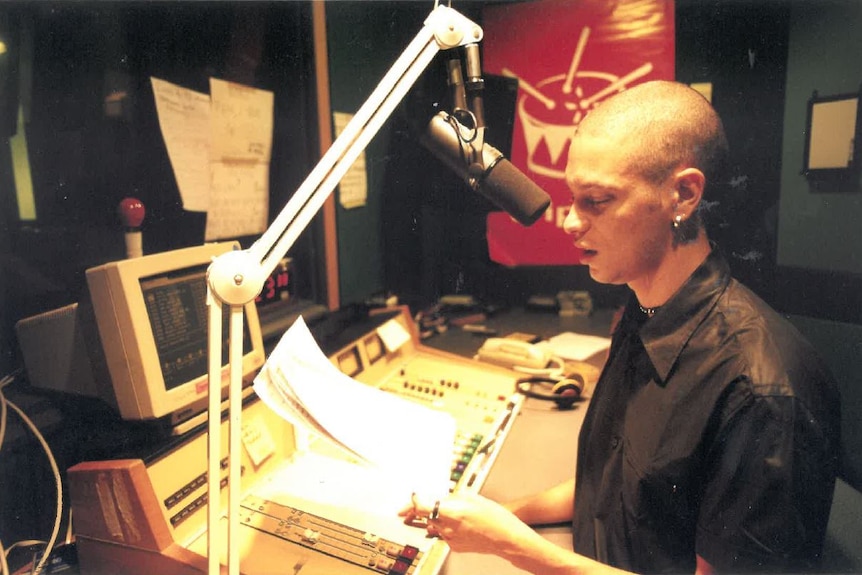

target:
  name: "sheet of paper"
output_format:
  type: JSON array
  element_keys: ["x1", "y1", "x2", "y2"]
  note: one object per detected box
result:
[
  {"x1": 205, "y1": 78, "x2": 275, "y2": 240},
  {"x1": 259, "y1": 452, "x2": 440, "y2": 525},
  {"x1": 377, "y1": 317, "x2": 411, "y2": 352},
  {"x1": 333, "y1": 111, "x2": 368, "y2": 209},
  {"x1": 253, "y1": 317, "x2": 455, "y2": 501},
  {"x1": 537, "y1": 331, "x2": 611, "y2": 361},
  {"x1": 210, "y1": 78, "x2": 274, "y2": 162},
  {"x1": 254, "y1": 356, "x2": 361, "y2": 463},
  {"x1": 150, "y1": 77, "x2": 212, "y2": 212},
  {"x1": 205, "y1": 161, "x2": 270, "y2": 240}
]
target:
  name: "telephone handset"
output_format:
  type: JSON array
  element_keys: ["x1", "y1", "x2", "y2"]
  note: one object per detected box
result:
[{"x1": 475, "y1": 337, "x2": 551, "y2": 370}]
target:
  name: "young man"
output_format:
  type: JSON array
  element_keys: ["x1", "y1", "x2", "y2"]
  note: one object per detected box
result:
[{"x1": 401, "y1": 81, "x2": 841, "y2": 574}]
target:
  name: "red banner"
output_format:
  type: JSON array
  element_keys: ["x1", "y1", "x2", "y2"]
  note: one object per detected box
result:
[{"x1": 483, "y1": 0, "x2": 675, "y2": 266}]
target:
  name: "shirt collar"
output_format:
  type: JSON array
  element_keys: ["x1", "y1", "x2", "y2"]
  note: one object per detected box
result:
[{"x1": 632, "y1": 248, "x2": 732, "y2": 384}]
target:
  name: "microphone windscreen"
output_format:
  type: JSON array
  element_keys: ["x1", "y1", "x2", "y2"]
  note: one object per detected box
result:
[{"x1": 480, "y1": 156, "x2": 551, "y2": 226}]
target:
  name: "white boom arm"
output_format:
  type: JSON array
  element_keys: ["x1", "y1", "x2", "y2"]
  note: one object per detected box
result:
[{"x1": 204, "y1": 6, "x2": 483, "y2": 575}]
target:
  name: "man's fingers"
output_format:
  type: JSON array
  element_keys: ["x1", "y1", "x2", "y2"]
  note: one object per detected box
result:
[
  {"x1": 400, "y1": 493, "x2": 445, "y2": 529},
  {"x1": 408, "y1": 492, "x2": 437, "y2": 515}
]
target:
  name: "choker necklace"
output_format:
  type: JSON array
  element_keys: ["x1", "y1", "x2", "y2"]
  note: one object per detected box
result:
[{"x1": 638, "y1": 304, "x2": 660, "y2": 317}]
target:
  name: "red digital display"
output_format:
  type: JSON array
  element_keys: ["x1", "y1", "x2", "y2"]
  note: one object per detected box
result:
[{"x1": 255, "y1": 258, "x2": 292, "y2": 307}]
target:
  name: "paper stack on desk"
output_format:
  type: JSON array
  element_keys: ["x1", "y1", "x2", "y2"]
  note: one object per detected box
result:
[
  {"x1": 537, "y1": 331, "x2": 612, "y2": 361},
  {"x1": 253, "y1": 317, "x2": 455, "y2": 503}
]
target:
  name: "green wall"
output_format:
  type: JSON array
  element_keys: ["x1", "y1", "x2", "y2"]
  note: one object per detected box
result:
[
  {"x1": 778, "y1": 2, "x2": 862, "y2": 273},
  {"x1": 780, "y1": 2, "x2": 862, "y2": 489},
  {"x1": 325, "y1": 2, "x2": 431, "y2": 306}
]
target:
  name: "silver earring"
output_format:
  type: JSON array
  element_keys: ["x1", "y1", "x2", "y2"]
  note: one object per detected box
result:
[{"x1": 673, "y1": 214, "x2": 683, "y2": 229}]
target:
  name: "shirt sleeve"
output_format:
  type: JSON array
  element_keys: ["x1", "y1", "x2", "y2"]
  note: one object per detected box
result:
[{"x1": 695, "y1": 389, "x2": 837, "y2": 573}]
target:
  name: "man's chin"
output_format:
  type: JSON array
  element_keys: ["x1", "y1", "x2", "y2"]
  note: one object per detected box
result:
[{"x1": 586, "y1": 266, "x2": 625, "y2": 286}]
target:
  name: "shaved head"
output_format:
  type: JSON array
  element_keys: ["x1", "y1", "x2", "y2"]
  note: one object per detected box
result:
[{"x1": 574, "y1": 81, "x2": 728, "y2": 191}]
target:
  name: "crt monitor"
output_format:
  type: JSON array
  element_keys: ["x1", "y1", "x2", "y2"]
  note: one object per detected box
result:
[{"x1": 84, "y1": 242, "x2": 265, "y2": 428}]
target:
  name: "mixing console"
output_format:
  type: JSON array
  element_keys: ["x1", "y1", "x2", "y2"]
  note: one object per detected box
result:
[
  {"x1": 240, "y1": 494, "x2": 424, "y2": 574},
  {"x1": 371, "y1": 354, "x2": 521, "y2": 492},
  {"x1": 68, "y1": 308, "x2": 523, "y2": 575},
  {"x1": 329, "y1": 312, "x2": 524, "y2": 492}
]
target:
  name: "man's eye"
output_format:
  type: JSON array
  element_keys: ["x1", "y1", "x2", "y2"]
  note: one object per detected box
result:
[{"x1": 587, "y1": 197, "x2": 611, "y2": 207}]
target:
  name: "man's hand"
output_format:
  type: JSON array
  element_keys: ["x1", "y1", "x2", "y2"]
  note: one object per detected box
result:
[
  {"x1": 399, "y1": 491, "x2": 648, "y2": 575},
  {"x1": 399, "y1": 492, "x2": 538, "y2": 555}
]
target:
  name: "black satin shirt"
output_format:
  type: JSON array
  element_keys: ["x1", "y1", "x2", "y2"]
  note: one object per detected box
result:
[{"x1": 573, "y1": 249, "x2": 841, "y2": 574}]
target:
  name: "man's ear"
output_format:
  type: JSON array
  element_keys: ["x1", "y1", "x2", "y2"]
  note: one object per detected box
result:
[{"x1": 673, "y1": 167, "x2": 706, "y2": 215}]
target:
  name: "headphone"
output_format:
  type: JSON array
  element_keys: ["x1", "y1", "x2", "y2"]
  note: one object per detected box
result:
[{"x1": 516, "y1": 373, "x2": 585, "y2": 409}]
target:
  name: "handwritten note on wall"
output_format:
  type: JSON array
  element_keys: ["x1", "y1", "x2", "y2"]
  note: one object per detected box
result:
[
  {"x1": 208, "y1": 162, "x2": 270, "y2": 240},
  {"x1": 206, "y1": 78, "x2": 274, "y2": 240},
  {"x1": 150, "y1": 77, "x2": 274, "y2": 240},
  {"x1": 151, "y1": 78, "x2": 212, "y2": 212}
]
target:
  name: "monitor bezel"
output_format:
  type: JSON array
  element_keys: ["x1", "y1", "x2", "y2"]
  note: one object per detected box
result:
[{"x1": 85, "y1": 242, "x2": 265, "y2": 423}]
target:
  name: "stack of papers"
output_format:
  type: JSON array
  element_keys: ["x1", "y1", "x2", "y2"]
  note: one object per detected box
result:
[
  {"x1": 253, "y1": 317, "x2": 455, "y2": 504},
  {"x1": 536, "y1": 331, "x2": 612, "y2": 361}
]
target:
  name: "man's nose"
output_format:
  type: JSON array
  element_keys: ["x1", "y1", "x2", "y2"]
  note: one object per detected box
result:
[{"x1": 563, "y1": 205, "x2": 588, "y2": 237}]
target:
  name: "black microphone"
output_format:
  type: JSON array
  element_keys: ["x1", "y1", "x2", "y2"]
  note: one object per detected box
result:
[{"x1": 421, "y1": 111, "x2": 551, "y2": 227}]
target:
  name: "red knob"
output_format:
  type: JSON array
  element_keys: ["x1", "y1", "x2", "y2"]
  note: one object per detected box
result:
[{"x1": 118, "y1": 197, "x2": 146, "y2": 228}]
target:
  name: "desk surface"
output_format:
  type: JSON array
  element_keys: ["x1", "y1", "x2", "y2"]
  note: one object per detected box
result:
[
  {"x1": 422, "y1": 307, "x2": 613, "y2": 575},
  {"x1": 426, "y1": 307, "x2": 615, "y2": 357}
]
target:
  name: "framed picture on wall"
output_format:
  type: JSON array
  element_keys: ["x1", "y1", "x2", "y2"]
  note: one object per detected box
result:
[{"x1": 802, "y1": 89, "x2": 861, "y2": 181}]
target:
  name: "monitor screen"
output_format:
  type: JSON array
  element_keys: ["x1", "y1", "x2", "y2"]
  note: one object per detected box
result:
[
  {"x1": 85, "y1": 242, "x2": 265, "y2": 428},
  {"x1": 140, "y1": 264, "x2": 252, "y2": 392}
]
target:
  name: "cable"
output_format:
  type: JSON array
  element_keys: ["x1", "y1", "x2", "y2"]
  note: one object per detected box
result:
[
  {"x1": 0, "y1": 373, "x2": 13, "y2": 575},
  {"x1": 6, "y1": 401, "x2": 62, "y2": 575},
  {"x1": 0, "y1": 373, "x2": 63, "y2": 575},
  {"x1": 1, "y1": 377, "x2": 11, "y2": 575},
  {"x1": 0, "y1": 372, "x2": 14, "y2": 453},
  {"x1": 4, "y1": 540, "x2": 48, "y2": 554},
  {"x1": 3, "y1": 538, "x2": 49, "y2": 570}
]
